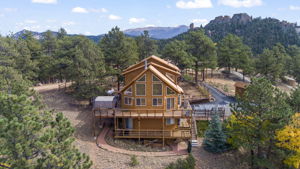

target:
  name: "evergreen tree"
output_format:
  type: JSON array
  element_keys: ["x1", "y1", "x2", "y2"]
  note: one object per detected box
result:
[
  {"x1": 99, "y1": 27, "x2": 138, "y2": 90},
  {"x1": 217, "y1": 34, "x2": 252, "y2": 74},
  {"x1": 203, "y1": 114, "x2": 228, "y2": 153},
  {"x1": 289, "y1": 87, "x2": 300, "y2": 112},
  {"x1": 256, "y1": 43, "x2": 289, "y2": 81},
  {"x1": 136, "y1": 30, "x2": 158, "y2": 60},
  {"x1": 162, "y1": 40, "x2": 193, "y2": 71},
  {"x1": 227, "y1": 78, "x2": 293, "y2": 169},
  {"x1": 286, "y1": 45, "x2": 300, "y2": 82},
  {"x1": 185, "y1": 29, "x2": 217, "y2": 82},
  {"x1": 0, "y1": 93, "x2": 92, "y2": 169}
]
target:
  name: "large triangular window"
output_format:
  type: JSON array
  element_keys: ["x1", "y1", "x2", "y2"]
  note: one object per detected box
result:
[
  {"x1": 167, "y1": 87, "x2": 176, "y2": 95},
  {"x1": 137, "y1": 75, "x2": 146, "y2": 82},
  {"x1": 152, "y1": 75, "x2": 161, "y2": 82}
]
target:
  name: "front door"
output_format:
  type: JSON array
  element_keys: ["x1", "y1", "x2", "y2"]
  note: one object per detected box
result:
[{"x1": 125, "y1": 118, "x2": 133, "y2": 129}]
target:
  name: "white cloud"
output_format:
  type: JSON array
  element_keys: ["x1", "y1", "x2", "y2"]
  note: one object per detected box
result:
[
  {"x1": 191, "y1": 18, "x2": 209, "y2": 25},
  {"x1": 32, "y1": 0, "x2": 57, "y2": 4},
  {"x1": 176, "y1": 0, "x2": 213, "y2": 9},
  {"x1": 25, "y1": 20, "x2": 37, "y2": 24},
  {"x1": 72, "y1": 7, "x2": 88, "y2": 13},
  {"x1": 166, "y1": 5, "x2": 172, "y2": 8},
  {"x1": 108, "y1": 14, "x2": 121, "y2": 20},
  {"x1": 90, "y1": 8, "x2": 108, "y2": 13},
  {"x1": 289, "y1": 5, "x2": 300, "y2": 11},
  {"x1": 218, "y1": 0, "x2": 262, "y2": 8},
  {"x1": 129, "y1": 17, "x2": 146, "y2": 24}
]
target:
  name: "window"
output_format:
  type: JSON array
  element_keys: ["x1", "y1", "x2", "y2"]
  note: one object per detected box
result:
[
  {"x1": 166, "y1": 118, "x2": 175, "y2": 125},
  {"x1": 152, "y1": 98, "x2": 162, "y2": 106},
  {"x1": 124, "y1": 97, "x2": 132, "y2": 105},
  {"x1": 137, "y1": 75, "x2": 146, "y2": 82},
  {"x1": 167, "y1": 87, "x2": 176, "y2": 95},
  {"x1": 166, "y1": 98, "x2": 175, "y2": 110},
  {"x1": 136, "y1": 98, "x2": 146, "y2": 106},
  {"x1": 124, "y1": 87, "x2": 132, "y2": 96},
  {"x1": 136, "y1": 84, "x2": 145, "y2": 96},
  {"x1": 152, "y1": 83, "x2": 162, "y2": 96},
  {"x1": 152, "y1": 75, "x2": 161, "y2": 82}
]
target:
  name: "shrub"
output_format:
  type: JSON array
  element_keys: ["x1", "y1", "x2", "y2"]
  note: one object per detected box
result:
[
  {"x1": 182, "y1": 74, "x2": 193, "y2": 82},
  {"x1": 196, "y1": 120, "x2": 209, "y2": 137},
  {"x1": 130, "y1": 155, "x2": 139, "y2": 167},
  {"x1": 165, "y1": 154, "x2": 195, "y2": 169}
]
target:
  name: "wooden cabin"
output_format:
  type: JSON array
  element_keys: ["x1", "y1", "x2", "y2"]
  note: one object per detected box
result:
[{"x1": 93, "y1": 55, "x2": 193, "y2": 145}]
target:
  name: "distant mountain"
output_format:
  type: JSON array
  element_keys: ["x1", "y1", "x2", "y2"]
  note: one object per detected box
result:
[
  {"x1": 13, "y1": 25, "x2": 189, "y2": 42},
  {"x1": 124, "y1": 25, "x2": 189, "y2": 39}
]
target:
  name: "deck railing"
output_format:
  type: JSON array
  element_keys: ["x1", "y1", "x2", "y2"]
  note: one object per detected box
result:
[{"x1": 114, "y1": 129, "x2": 191, "y2": 138}]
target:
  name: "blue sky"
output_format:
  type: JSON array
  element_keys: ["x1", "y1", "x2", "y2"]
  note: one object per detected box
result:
[{"x1": 0, "y1": 0, "x2": 299, "y2": 35}]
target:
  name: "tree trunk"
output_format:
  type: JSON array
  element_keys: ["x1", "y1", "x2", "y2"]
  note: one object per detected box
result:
[
  {"x1": 251, "y1": 149, "x2": 254, "y2": 169},
  {"x1": 117, "y1": 76, "x2": 120, "y2": 91},
  {"x1": 195, "y1": 62, "x2": 198, "y2": 84},
  {"x1": 202, "y1": 69, "x2": 205, "y2": 81},
  {"x1": 211, "y1": 69, "x2": 213, "y2": 78},
  {"x1": 242, "y1": 71, "x2": 245, "y2": 82}
]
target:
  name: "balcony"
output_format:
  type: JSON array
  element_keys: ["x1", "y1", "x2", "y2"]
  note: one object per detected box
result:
[{"x1": 114, "y1": 129, "x2": 191, "y2": 139}]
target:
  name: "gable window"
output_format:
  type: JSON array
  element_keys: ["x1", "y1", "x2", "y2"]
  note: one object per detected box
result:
[
  {"x1": 166, "y1": 87, "x2": 176, "y2": 95},
  {"x1": 136, "y1": 98, "x2": 146, "y2": 106},
  {"x1": 178, "y1": 95, "x2": 182, "y2": 106},
  {"x1": 166, "y1": 98, "x2": 175, "y2": 110},
  {"x1": 166, "y1": 118, "x2": 175, "y2": 125},
  {"x1": 124, "y1": 87, "x2": 132, "y2": 96},
  {"x1": 152, "y1": 83, "x2": 162, "y2": 96},
  {"x1": 152, "y1": 75, "x2": 161, "y2": 82},
  {"x1": 124, "y1": 97, "x2": 132, "y2": 105},
  {"x1": 137, "y1": 75, "x2": 146, "y2": 82},
  {"x1": 152, "y1": 98, "x2": 162, "y2": 106},
  {"x1": 136, "y1": 84, "x2": 145, "y2": 96}
]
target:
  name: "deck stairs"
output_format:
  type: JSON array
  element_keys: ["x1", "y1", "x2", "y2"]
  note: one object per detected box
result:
[{"x1": 190, "y1": 115, "x2": 200, "y2": 147}]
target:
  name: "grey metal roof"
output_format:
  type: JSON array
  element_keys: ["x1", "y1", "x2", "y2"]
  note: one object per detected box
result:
[{"x1": 94, "y1": 96, "x2": 115, "y2": 102}]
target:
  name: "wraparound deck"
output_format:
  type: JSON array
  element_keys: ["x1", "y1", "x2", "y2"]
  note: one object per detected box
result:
[
  {"x1": 114, "y1": 129, "x2": 191, "y2": 139},
  {"x1": 93, "y1": 108, "x2": 193, "y2": 118}
]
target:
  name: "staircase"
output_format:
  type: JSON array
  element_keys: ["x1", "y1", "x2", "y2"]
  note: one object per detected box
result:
[{"x1": 190, "y1": 115, "x2": 199, "y2": 147}]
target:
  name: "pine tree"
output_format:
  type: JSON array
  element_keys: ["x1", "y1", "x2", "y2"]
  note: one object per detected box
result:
[
  {"x1": 228, "y1": 78, "x2": 293, "y2": 169},
  {"x1": 185, "y1": 29, "x2": 217, "y2": 82},
  {"x1": 203, "y1": 114, "x2": 228, "y2": 153},
  {"x1": 136, "y1": 30, "x2": 158, "y2": 60},
  {"x1": 289, "y1": 87, "x2": 300, "y2": 112}
]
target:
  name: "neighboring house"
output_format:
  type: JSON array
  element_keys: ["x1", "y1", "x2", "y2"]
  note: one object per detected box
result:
[{"x1": 93, "y1": 55, "x2": 193, "y2": 146}]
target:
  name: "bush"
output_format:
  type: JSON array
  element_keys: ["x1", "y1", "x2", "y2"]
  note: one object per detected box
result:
[
  {"x1": 196, "y1": 120, "x2": 209, "y2": 137},
  {"x1": 71, "y1": 82, "x2": 106, "y2": 100},
  {"x1": 165, "y1": 154, "x2": 195, "y2": 169},
  {"x1": 182, "y1": 74, "x2": 193, "y2": 82},
  {"x1": 130, "y1": 155, "x2": 139, "y2": 167}
]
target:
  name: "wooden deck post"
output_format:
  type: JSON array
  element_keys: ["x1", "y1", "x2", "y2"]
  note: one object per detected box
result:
[
  {"x1": 138, "y1": 110, "x2": 141, "y2": 144},
  {"x1": 114, "y1": 110, "x2": 117, "y2": 137},
  {"x1": 162, "y1": 111, "x2": 165, "y2": 147}
]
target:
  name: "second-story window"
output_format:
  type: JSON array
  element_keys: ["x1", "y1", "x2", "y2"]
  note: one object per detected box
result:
[
  {"x1": 152, "y1": 83, "x2": 162, "y2": 96},
  {"x1": 166, "y1": 87, "x2": 176, "y2": 95},
  {"x1": 136, "y1": 84, "x2": 145, "y2": 96},
  {"x1": 124, "y1": 86, "x2": 132, "y2": 96}
]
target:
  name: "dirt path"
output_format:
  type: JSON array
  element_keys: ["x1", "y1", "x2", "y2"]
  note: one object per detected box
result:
[{"x1": 38, "y1": 87, "x2": 185, "y2": 169}]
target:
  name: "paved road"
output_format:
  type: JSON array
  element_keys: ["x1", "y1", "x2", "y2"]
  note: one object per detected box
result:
[{"x1": 192, "y1": 82, "x2": 236, "y2": 117}]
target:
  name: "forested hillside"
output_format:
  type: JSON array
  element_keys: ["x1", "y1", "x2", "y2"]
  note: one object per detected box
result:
[{"x1": 205, "y1": 13, "x2": 300, "y2": 54}]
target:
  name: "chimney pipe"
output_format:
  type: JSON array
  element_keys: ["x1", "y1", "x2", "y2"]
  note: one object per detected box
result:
[{"x1": 144, "y1": 60, "x2": 147, "y2": 69}]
